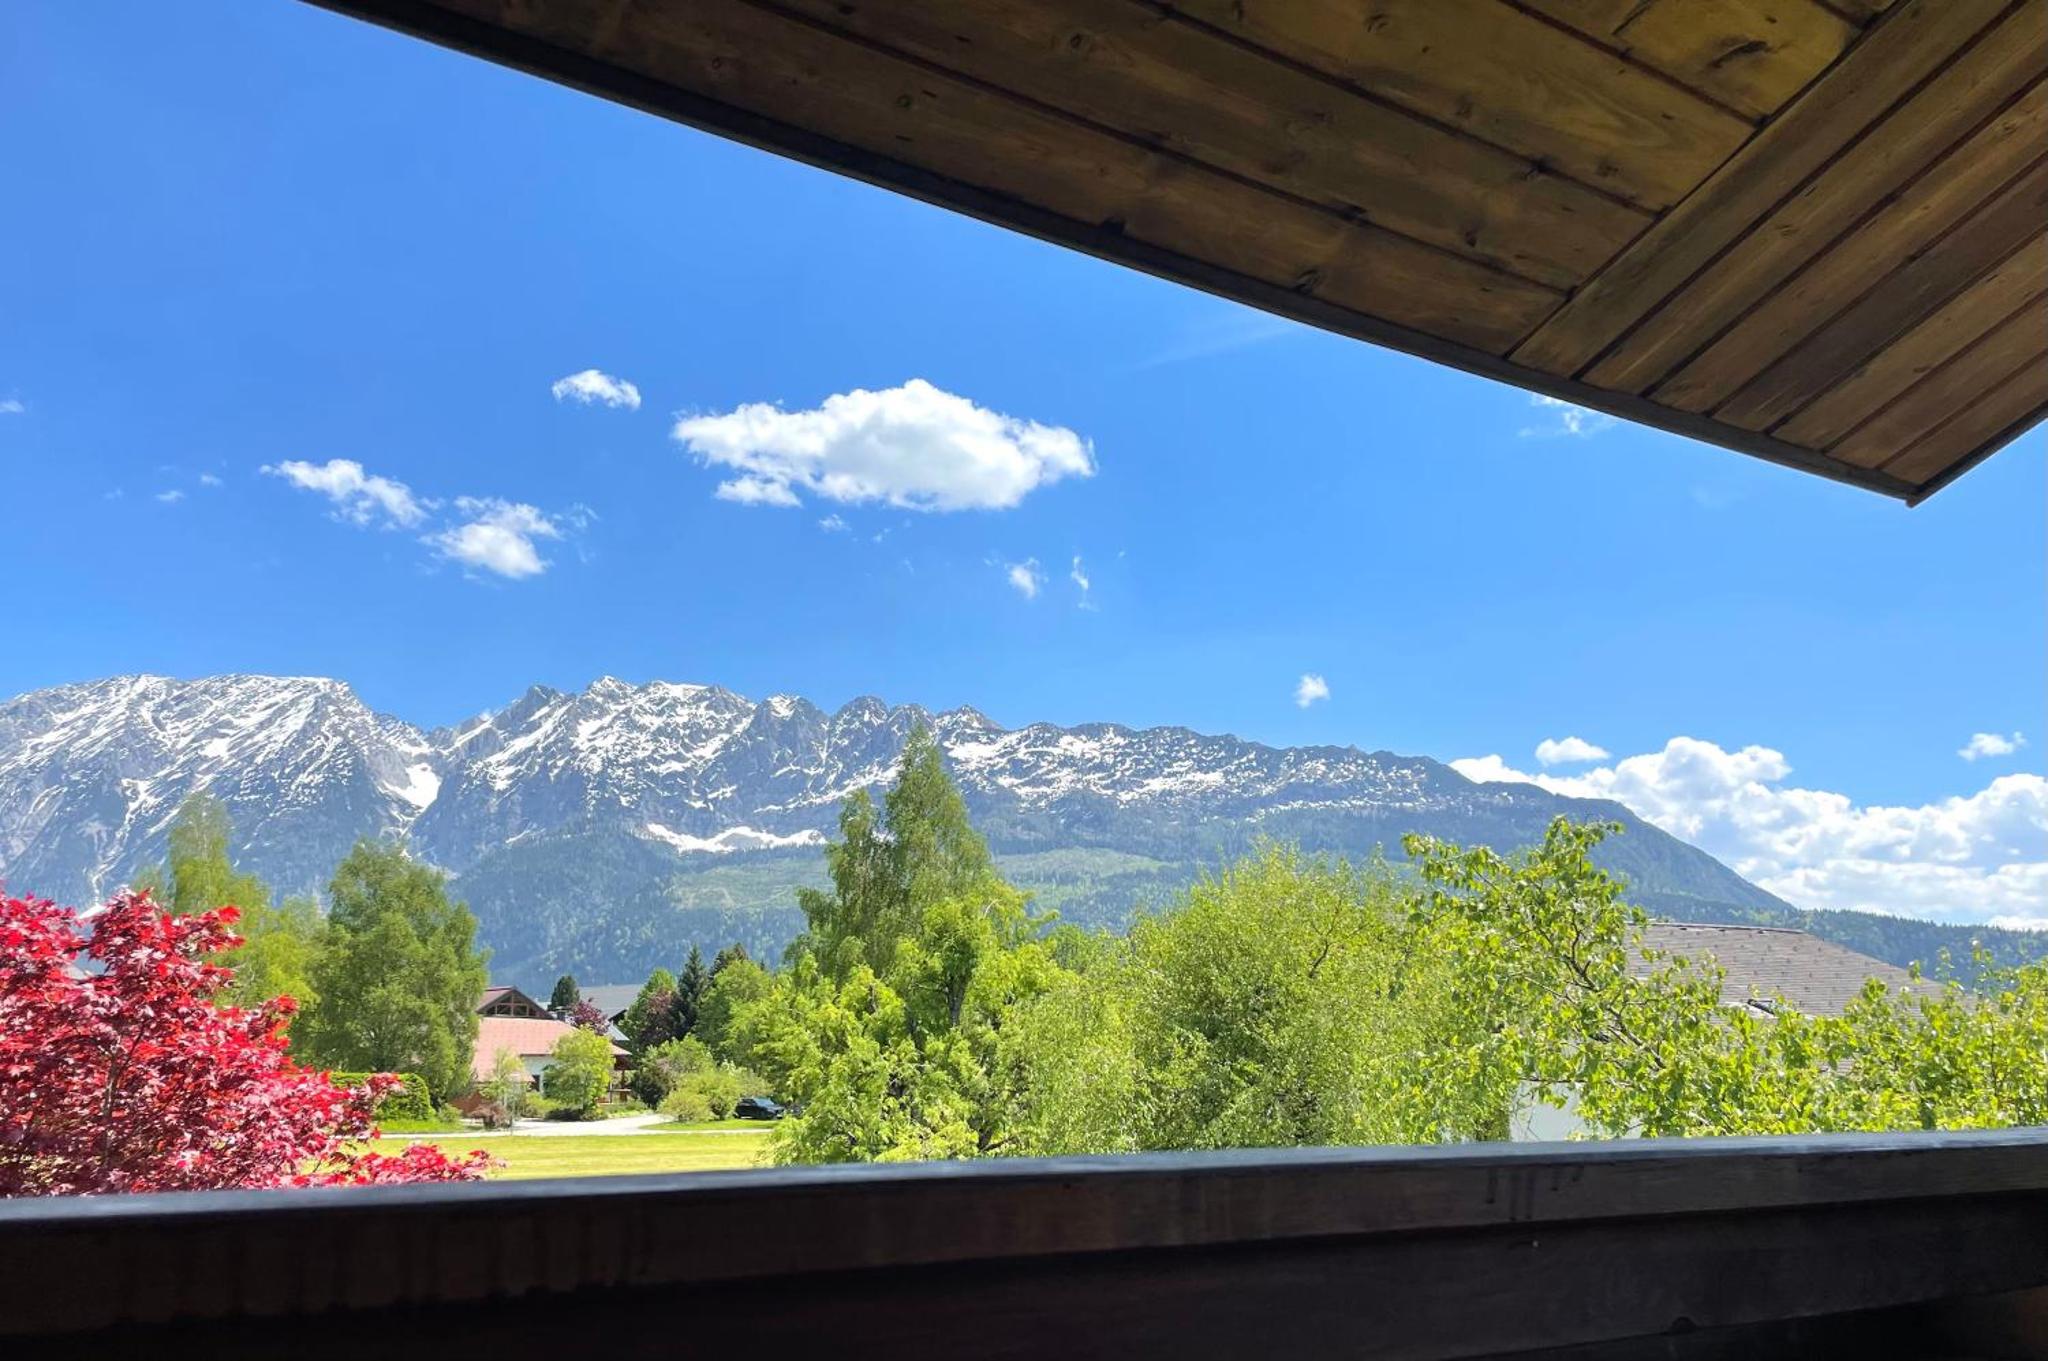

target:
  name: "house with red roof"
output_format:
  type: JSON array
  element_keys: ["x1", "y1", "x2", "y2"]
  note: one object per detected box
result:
[{"x1": 467, "y1": 985, "x2": 630, "y2": 1101}]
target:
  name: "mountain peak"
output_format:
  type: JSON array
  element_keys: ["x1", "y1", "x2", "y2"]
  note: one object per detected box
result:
[{"x1": 0, "y1": 671, "x2": 1794, "y2": 984}]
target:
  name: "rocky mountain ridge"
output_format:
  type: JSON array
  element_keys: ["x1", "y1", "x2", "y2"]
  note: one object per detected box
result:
[{"x1": 0, "y1": 672, "x2": 1865, "y2": 982}]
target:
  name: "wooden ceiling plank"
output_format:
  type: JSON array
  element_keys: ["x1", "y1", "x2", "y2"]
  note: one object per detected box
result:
[
  {"x1": 757, "y1": 0, "x2": 1649, "y2": 290},
  {"x1": 1776, "y1": 236, "x2": 2048, "y2": 448},
  {"x1": 421, "y1": 0, "x2": 1560, "y2": 353},
  {"x1": 1883, "y1": 350, "x2": 2048, "y2": 487},
  {"x1": 1160, "y1": 0, "x2": 1752, "y2": 210},
  {"x1": 1588, "y1": 28, "x2": 2048, "y2": 395},
  {"x1": 1528, "y1": 0, "x2": 1859, "y2": 121},
  {"x1": 1518, "y1": 0, "x2": 1652, "y2": 37},
  {"x1": 1652, "y1": 84, "x2": 2048, "y2": 417},
  {"x1": 1700, "y1": 154, "x2": 2048, "y2": 432},
  {"x1": 1827, "y1": 0, "x2": 1899, "y2": 21},
  {"x1": 1831, "y1": 303, "x2": 2048, "y2": 467},
  {"x1": 1510, "y1": 0, "x2": 2011, "y2": 378}
]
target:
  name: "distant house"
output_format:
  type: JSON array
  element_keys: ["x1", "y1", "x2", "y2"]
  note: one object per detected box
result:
[
  {"x1": 478, "y1": 985, "x2": 553, "y2": 1020},
  {"x1": 466, "y1": 985, "x2": 630, "y2": 1103},
  {"x1": 579, "y1": 983, "x2": 644, "y2": 1031},
  {"x1": 1510, "y1": 924, "x2": 1920, "y2": 1141}
]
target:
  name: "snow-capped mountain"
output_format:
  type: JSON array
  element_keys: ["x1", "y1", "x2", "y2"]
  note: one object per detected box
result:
[{"x1": 0, "y1": 672, "x2": 1787, "y2": 980}]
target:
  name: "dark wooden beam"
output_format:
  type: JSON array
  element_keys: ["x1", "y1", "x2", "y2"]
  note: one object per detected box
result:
[{"x1": 7, "y1": 1130, "x2": 2048, "y2": 1356}]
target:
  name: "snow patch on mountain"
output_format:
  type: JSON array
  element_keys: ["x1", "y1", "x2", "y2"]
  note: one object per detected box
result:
[{"x1": 641, "y1": 823, "x2": 826, "y2": 855}]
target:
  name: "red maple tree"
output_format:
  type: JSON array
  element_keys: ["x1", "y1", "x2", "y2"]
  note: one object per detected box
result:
[
  {"x1": 567, "y1": 998, "x2": 611, "y2": 1032},
  {"x1": 0, "y1": 889, "x2": 491, "y2": 1196}
]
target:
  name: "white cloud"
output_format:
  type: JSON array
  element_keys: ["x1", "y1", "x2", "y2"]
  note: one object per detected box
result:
[
  {"x1": 1005, "y1": 559, "x2": 1043, "y2": 600},
  {"x1": 551, "y1": 369, "x2": 641, "y2": 411},
  {"x1": 1521, "y1": 393, "x2": 1616, "y2": 438},
  {"x1": 1070, "y1": 554, "x2": 1096, "y2": 608},
  {"x1": 154, "y1": 489, "x2": 185, "y2": 505},
  {"x1": 714, "y1": 475, "x2": 802, "y2": 508},
  {"x1": 673, "y1": 379, "x2": 1095, "y2": 512},
  {"x1": 198, "y1": 472, "x2": 223, "y2": 488},
  {"x1": 1536, "y1": 736, "x2": 1610, "y2": 766},
  {"x1": 263, "y1": 458, "x2": 430, "y2": 528},
  {"x1": 1452, "y1": 737, "x2": 2048, "y2": 927},
  {"x1": 1295, "y1": 673, "x2": 1330, "y2": 708},
  {"x1": 818, "y1": 514, "x2": 850, "y2": 533},
  {"x1": 0, "y1": 398, "x2": 23, "y2": 415},
  {"x1": 1960, "y1": 731, "x2": 2026, "y2": 761},
  {"x1": 427, "y1": 497, "x2": 562, "y2": 579}
]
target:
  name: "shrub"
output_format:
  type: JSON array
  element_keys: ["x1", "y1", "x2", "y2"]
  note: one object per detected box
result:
[
  {"x1": 659, "y1": 1086, "x2": 714, "y2": 1122},
  {"x1": 331, "y1": 1071, "x2": 434, "y2": 1124},
  {"x1": 698, "y1": 1066, "x2": 744, "y2": 1120},
  {"x1": 543, "y1": 1027, "x2": 616, "y2": 1117},
  {"x1": 629, "y1": 1035, "x2": 714, "y2": 1106},
  {"x1": 657, "y1": 1065, "x2": 748, "y2": 1121}
]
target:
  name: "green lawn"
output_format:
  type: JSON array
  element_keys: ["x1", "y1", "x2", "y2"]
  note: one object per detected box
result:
[{"x1": 377, "y1": 1129, "x2": 773, "y2": 1180}]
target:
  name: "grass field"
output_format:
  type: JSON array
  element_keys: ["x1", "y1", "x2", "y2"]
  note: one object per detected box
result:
[{"x1": 377, "y1": 1129, "x2": 773, "y2": 1180}]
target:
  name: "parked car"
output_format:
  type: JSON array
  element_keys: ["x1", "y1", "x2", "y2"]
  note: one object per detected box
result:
[{"x1": 733, "y1": 1095, "x2": 786, "y2": 1121}]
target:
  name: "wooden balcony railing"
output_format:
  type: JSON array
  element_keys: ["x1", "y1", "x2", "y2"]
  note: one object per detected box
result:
[{"x1": 6, "y1": 1129, "x2": 2048, "y2": 1358}]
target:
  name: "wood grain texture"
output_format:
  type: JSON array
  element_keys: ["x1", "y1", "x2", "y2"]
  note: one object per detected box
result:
[
  {"x1": 1162, "y1": 0, "x2": 1752, "y2": 209},
  {"x1": 1830, "y1": 302, "x2": 2048, "y2": 466},
  {"x1": 1649, "y1": 77, "x2": 2048, "y2": 417},
  {"x1": 11, "y1": 1130, "x2": 2048, "y2": 1343},
  {"x1": 1583, "y1": 13, "x2": 2047, "y2": 394},
  {"x1": 35, "y1": 1196, "x2": 2048, "y2": 1360},
  {"x1": 1518, "y1": 0, "x2": 1653, "y2": 36},
  {"x1": 1884, "y1": 351, "x2": 2048, "y2": 486},
  {"x1": 1511, "y1": 0, "x2": 2013, "y2": 378},
  {"x1": 299, "y1": 0, "x2": 2041, "y2": 499},
  {"x1": 1692, "y1": 150, "x2": 2048, "y2": 429},
  {"x1": 1528, "y1": 0, "x2": 1859, "y2": 119},
  {"x1": 423, "y1": 0, "x2": 1562, "y2": 351},
  {"x1": 1776, "y1": 235, "x2": 2048, "y2": 448},
  {"x1": 760, "y1": 0, "x2": 1650, "y2": 288},
  {"x1": 1827, "y1": 0, "x2": 1901, "y2": 20}
]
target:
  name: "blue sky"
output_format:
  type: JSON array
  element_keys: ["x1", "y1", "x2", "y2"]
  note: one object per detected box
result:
[{"x1": 3, "y1": 2, "x2": 2042, "y2": 923}]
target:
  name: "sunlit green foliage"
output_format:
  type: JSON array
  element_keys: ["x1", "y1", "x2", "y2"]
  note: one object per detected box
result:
[
  {"x1": 698, "y1": 954, "x2": 772, "y2": 1063},
  {"x1": 295, "y1": 840, "x2": 488, "y2": 1101},
  {"x1": 544, "y1": 1027, "x2": 616, "y2": 1117},
  {"x1": 724, "y1": 728, "x2": 1068, "y2": 1163},
  {"x1": 133, "y1": 794, "x2": 273, "y2": 919},
  {"x1": 1009, "y1": 846, "x2": 1495, "y2": 1153},
  {"x1": 134, "y1": 797, "x2": 324, "y2": 1015}
]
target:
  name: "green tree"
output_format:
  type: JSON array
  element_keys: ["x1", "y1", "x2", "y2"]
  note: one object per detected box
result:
[
  {"x1": 134, "y1": 796, "x2": 322, "y2": 1018},
  {"x1": 630, "y1": 1034, "x2": 714, "y2": 1106},
  {"x1": 676, "y1": 945, "x2": 710, "y2": 1036},
  {"x1": 135, "y1": 793, "x2": 273, "y2": 918},
  {"x1": 796, "y1": 725, "x2": 992, "y2": 981},
  {"x1": 711, "y1": 942, "x2": 751, "y2": 975},
  {"x1": 221, "y1": 893, "x2": 326, "y2": 1014},
  {"x1": 697, "y1": 955, "x2": 773, "y2": 1064},
  {"x1": 1405, "y1": 818, "x2": 2048, "y2": 1140},
  {"x1": 736, "y1": 733, "x2": 1067, "y2": 1163},
  {"x1": 296, "y1": 840, "x2": 489, "y2": 1102},
  {"x1": 621, "y1": 968, "x2": 679, "y2": 1051},
  {"x1": 548, "y1": 973, "x2": 580, "y2": 1012},
  {"x1": 1009, "y1": 845, "x2": 1482, "y2": 1155},
  {"x1": 543, "y1": 1027, "x2": 615, "y2": 1117},
  {"x1": 481, "y1": 1046, "x2": 533, "y2": 1126}
]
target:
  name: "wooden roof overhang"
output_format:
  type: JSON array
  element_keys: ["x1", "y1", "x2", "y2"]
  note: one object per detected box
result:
[{"x1": 312, "y1": 0, "x2": 2047, "y2": 502}]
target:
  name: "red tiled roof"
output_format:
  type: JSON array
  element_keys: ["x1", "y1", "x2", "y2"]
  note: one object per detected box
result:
[{"x1": 471, "y1": 1016, "x2": 627, "y2": 1081}]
